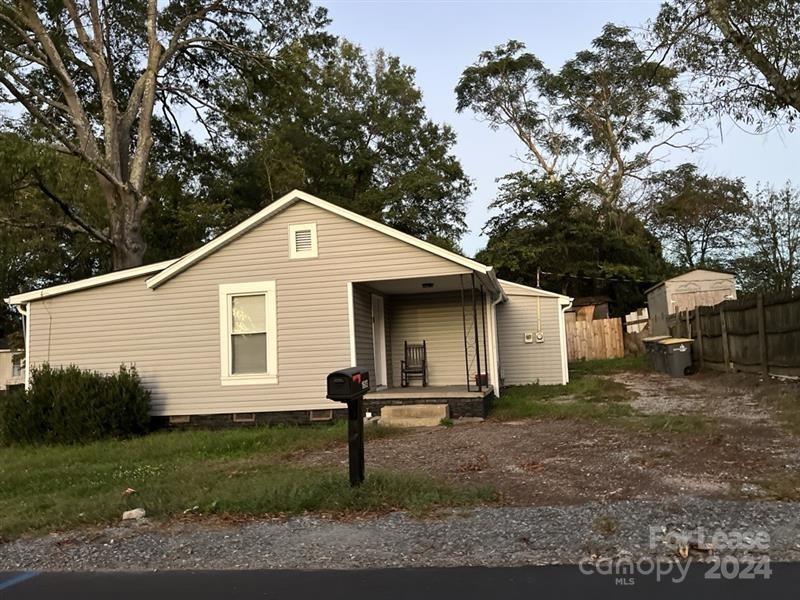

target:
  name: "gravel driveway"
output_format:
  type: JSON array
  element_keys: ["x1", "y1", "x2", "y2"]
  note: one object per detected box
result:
[
  {"x1": 297, "y1": 370, "x2": 800, "y2": 505},
  {"x1": 2, "y1": 499, "x2": 800, "y2": 570}
]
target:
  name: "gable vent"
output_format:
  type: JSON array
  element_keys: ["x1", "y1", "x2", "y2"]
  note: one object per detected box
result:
[
  {"x1": 294, "y1": 229, "x2": 313, "y2": 252},
  {"x1": 289, "y1": 223, "x2": 318, "y2": 258}
]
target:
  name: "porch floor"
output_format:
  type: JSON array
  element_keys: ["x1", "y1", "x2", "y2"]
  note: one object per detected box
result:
[{"x1": 366, "y1": 385, "x2": 493, "y2": 400}]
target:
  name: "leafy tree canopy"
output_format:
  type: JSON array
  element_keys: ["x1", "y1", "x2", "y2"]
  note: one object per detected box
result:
[
  {"x1": 653, "y1": 0, "x2": 800, "y2": 127},
  {"x1": 476, "y1": 173, "x2": 668, "y2": 314},
  {"x1": 647, "y1": 163, "x2": 749, "y2": 269},
  {"x1": 733, "y1": 183, "x2": 800, "y2": 293},
  {"x1": 457, "y1": 24, "x2": 688, "y2": 207},
  {"x1": 215, "y1": 41, "x2": 472, "y2": 249},
  {"x1": 0, "y1": 0, "x2": 330, "y2": 269}
]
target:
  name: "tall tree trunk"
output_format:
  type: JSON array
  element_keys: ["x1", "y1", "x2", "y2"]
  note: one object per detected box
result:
[{"x1": 100, "y1": 179, "x2": 147, "y2": 270}]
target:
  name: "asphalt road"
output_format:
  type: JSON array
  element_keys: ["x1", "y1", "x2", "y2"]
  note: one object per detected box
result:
[{"x1": 1, "y1": 563, "x2": 798, "y2": 599}]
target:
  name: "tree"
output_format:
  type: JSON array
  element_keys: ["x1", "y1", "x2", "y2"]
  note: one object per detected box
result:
[
  {"x1": 653, "y1": 0, "x2": 800, "y2": 126},
  {"x1": 0, "y1": 0, "x2": 328, "y2": 269},
  {"x1": 476, "y1": 173, "x2": 667, "y2": 312},
  {"x1": 648, "y1": 163, "x2": 748, "y2": 269},
  {"x1": 456, "y1": 24, "x2": 688, "y2": 207},
  {"x1": 734, "y1": 183, "x2": 800, "y2": 292},
  {"x1": 0, "y1": 132, "x2": 107, "y2": 337},
  {"x1": 220, "y1": 41, "x2": 472, "y2": 247}
]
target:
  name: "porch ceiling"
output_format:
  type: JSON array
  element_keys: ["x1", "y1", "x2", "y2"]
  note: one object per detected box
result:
[{"x1": 358, "y1": 273, "x2": 478, "y2": 295}]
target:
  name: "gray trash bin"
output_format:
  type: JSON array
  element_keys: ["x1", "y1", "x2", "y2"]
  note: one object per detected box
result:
[
  {"x1": 643, "y1": 335, "x2": 670, "y2": 371},
  {"x1": 658, "y1": 338, "x2": 694, "y2": 377}
]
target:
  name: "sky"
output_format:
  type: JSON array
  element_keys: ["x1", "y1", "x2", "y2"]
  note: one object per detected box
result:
[{"x1": 317, "y1": 0, "x2": 800, "y2": 256}]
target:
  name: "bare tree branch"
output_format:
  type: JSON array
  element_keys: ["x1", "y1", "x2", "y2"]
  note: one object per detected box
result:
[{"x1": 32, "y1": 175, "x2": 113, "y2": 246}]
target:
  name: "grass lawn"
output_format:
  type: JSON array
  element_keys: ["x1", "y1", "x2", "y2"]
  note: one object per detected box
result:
[
  {"x1": 491, "y1": 356, "x2": 710, "y2": 434},
  {"x1": 0, "y1": 422, "x2": 493, "y2": 540}
]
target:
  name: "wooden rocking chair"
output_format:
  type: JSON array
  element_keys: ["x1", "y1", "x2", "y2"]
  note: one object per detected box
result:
[{"x1": 400, "y1": 340, "x2": 428, "y2": 387}]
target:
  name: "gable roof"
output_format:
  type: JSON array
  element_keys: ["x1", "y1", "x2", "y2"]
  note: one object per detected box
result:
[
  {"x1": 570, "y1": 295, "x2": 611, "y2": 307},
  {"x1": 644, "y1": 268, "x2": 736, "y2": 295},
  {"x1": 499, "y1": 279, "x2": 572, "y2": 303},
  {"x1": 146, "y1": 190, "x2": 496, "y2": 289},
  {"x1": 5, "y1": 190, "x2": 502, "y2": 306},
  {"x1": 5, "y1": 260, "x2": 177, "y2": 306}
]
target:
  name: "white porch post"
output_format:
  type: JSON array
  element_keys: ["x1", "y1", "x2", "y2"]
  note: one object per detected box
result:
[{"x1": 347, "y1": 282, "x2": 357, "y2": 367}]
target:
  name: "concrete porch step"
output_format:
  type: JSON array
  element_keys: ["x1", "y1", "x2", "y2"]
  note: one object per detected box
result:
[{"x1": 379, "y1": 404, "x2": 449, "y2": 427}]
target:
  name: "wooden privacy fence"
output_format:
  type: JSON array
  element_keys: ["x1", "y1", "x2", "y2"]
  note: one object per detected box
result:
[
  {"x1": 566, "y1": 317, "x2": 625, "y2": 361},
  {"x1": 669, "y1": 291, "x2": 800, "y2": 378}
]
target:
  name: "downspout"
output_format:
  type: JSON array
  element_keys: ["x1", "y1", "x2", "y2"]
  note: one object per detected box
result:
[
  {"x1": 489, "y1": 291, "x2": 504, "y2": 397},
  {"x1": 15, "y1": 303, "x2": 30, "y2": 390},
  {"x1": 558, "y1": 298, "x2": 573, "y2": 384},
  {"x1": 482, "y1": 267, "x2": 507, "y2": 397}
]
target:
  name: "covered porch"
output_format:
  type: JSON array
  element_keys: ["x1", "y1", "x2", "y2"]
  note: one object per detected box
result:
[{"x1": 348, "y1": 271, "x2": 502, "y2": 417}]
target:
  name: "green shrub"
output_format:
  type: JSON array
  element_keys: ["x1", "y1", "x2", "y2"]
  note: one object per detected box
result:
[{"x1": 0, "y1": 364, "x2": 150, "y2": 445}]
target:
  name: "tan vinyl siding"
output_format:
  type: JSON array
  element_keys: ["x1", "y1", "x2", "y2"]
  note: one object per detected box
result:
[
  {"x1": 27, "y1": 201, "x2": 469, "y2": 415},
  {"x1": 387, "y1": 291, "x2": 486, "y2": 387},
  {"x1": 0, "y1": 352, "x2": 12, "y2": 390},
  {"x1": 497, "y1": 294, "x2": 564, "y2": 385},
  {"x1": 352, "y1": 284, "x2": 376, "y2": 389}
]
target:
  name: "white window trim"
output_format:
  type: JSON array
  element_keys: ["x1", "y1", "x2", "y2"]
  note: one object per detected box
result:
[
  {"x1": 289, "y1": 222, "x2": 318, "y2": 259},
  {"x1": 218, "y1": 281, "x2": 278, "y2": 386}
]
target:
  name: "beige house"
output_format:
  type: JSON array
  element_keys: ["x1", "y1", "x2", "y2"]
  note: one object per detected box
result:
[
  {"x1": 0, "y1": 346, "x2": 25, "y2": 391},
  {"x1": 646, "y1": 269, "x2": 737, "y2": 336},
  {"x1": 5, "y1": 191, "x2": 571, "y2": 422}
]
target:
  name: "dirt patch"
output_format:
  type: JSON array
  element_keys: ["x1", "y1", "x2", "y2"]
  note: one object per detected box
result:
[
  {"x1": 612, "y1": 370, "x2": 770, "y2": 422},
  {"x1": 299, "y1": 371, "x2": 800, "y2": 506}
]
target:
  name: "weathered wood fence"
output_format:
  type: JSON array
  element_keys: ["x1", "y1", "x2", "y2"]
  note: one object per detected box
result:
[
  {"x1": 669, "y1": 290, "x2": 800, "y2": 378},
  {"x1": 566, "y1": 317, "x2": 625, "y2": 361}
]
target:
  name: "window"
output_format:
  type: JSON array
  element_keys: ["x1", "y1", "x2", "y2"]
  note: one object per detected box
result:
[
  {"x1": 219, "y1": 281, "x2": 278, "y2": 385},
  {"x1": 289, "y1": 223, "x2": 318, "y2": 259},
  {"x1": 11, "y1": 354, "x2": 24, "y2": 378}
]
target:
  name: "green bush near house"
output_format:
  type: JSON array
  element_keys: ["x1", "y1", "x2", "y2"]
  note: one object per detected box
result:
[{"x1": 0, "y1": 364, "x2": 150, "y2": 446}]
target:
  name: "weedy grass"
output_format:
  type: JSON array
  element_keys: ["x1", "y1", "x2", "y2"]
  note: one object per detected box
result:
[
  {"x1": 491, "y1": 356, "x2": 713, "y2": 434},
  {"x1": 634, "y1": 414, "x2": 710, "y2": 434},
  {"x1": 491, "y1": 358, "x2": 638, "y2": 421},
  {"x1": 759, "y1": 473, "x2": 800, "y2": 501},
  {"x1": 569, "y1": 355, "x2": 650, "y2": 378},
  {"x1": 757, "y1": 383, "x2": 800, "y2": 435},
  {"x1": 0, "y1": 423, "x2": 492, "y2": 540}
]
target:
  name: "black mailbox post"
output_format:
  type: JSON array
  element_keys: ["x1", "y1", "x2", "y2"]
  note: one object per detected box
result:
[{"x1": 326, "y1": 367, "x2": 370, "y2": 486}]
